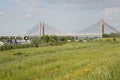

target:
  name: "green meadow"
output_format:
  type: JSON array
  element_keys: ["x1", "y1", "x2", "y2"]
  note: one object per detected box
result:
[{"x1": 0, "y1": 40, "x2": 120, "y2": 80}]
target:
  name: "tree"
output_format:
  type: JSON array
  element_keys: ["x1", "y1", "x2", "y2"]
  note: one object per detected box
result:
[
  {"x1": 31, "y1": 37, "x2": 40, "y2": 47},
  {"x1": 43, "y1": 35, "x2": 50, "y2": 43},
  {"x1": 50, "y1": 36, "x2": 59, "y2": 42},
  {"x1": 113, "y1": 38, "x2": 116, "y2": 41}
]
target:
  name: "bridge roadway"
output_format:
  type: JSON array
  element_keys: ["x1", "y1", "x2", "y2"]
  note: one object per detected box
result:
[
  {"x1": 0, "y1": 33, "x2": 101, "y2": 38},
  {"x1": 45, "y1": 33, "x2": 101, "y2": 37}
]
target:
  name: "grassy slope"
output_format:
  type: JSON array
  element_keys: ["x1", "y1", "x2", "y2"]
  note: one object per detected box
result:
[{"x1": 0, "y1": 41, "x2": 120, "y2": 80}]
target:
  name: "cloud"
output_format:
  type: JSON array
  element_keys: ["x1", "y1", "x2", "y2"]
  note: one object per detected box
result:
[
  {"x1": 0, "y1": 11, "x2": 5, "y2": 15},
  {"x1": 103, "y1": 7, "x2": 120, "y2": 28},
  {"x1": 25, "y1": 14, "x2": 31, "y2": 18},
  {"x1": 104, "y1": 7, "x2": 120, "y2": 15},
  {"x1": 13, "y1": 0, "x2": 22, "y2": 2},
  {"x1": 45, "y1": 0, "x2": 120, "y2": 9},
  {"x1": 10, "y1": 0, "x2": 120, "y2": 12}
]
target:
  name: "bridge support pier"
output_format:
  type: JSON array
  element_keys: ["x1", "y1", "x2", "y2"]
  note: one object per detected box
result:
[
  {"x1": 38, "y1": 21, "x2": 45, "y2": 38},
  {"x1": 42, "y1": 22, "x2": 45, "y2": 36},
  {"x1": 39, "y1": 21, "x2": 42, "y2": 38},
  {"x1": 100, "y1": 19, "x2": 104, "y2": 38}
]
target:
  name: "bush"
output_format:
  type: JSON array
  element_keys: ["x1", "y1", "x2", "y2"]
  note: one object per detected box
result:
[
  {"x1": 0, "y1": 44, "x2": 33, "y2": 51},
  {"x1": 50, "y1": 36, "x2": 59, "y2": 42},
  {"x1": 31, "y1": 37, "x2": 40, "y2": 47},
  {"x1": 0, "y1": 45, "x2": 12, "y2": 51},
  {"x1": 105, "y1": 39, "x2": 111, "y2": 42},
  {"x1": 13, "y1": 52, "x2": 22, "y2": 56},
  {"x1": 113, "y1": 38, "x2": 116, "y2": 41},
  {"x1": 43, "y1": 35, "x2": 50, "y2": 43}
]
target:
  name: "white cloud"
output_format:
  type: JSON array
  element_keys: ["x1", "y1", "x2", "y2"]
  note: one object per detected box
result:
[
  {"x1": 25, "y1": 14, "x2": 31, "y2": 18},
  {"x1": 0, "y1": 11, "x2": 5, "y2": 15},
  {"x1": 104, "y1": 7, "x2": 120, "y2": 28},
  {"x1": 31, "y1": 3, "x2": 39, "y2": 6},
  {"x1": 14, "y1": 0, "x2": 22, "y2": 2},
  {"x1": 104, "y1": 7, "x2": 120, "y2": 15}
]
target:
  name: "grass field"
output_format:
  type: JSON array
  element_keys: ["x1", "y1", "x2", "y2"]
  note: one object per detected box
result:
[{"x1": 0, "y1": 40, "x2": 120, "y2": 80}]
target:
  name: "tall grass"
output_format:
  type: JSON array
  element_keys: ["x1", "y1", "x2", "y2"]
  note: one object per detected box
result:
[{"x1": 0, "y1": 41, "x2": 120, "y2": 80}]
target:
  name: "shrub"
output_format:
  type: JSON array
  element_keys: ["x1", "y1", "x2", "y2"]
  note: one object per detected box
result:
[
  {"x1": 0, "y1": 45, "x2": 12, "y2": 51},
  {"x1": 43, "y1": 35, "x2": 50, "y2": 43},
  {"x1": 113, "y1": 38, "x2": 116, "y2": 41},
  {"x1": 0, "y1": 44, "x2": 33, "y2": 51},
  {"x1": 13, "y1": 52, "x2": 22, "y2": 56},
  {"x1": 105, "y1": 39, "x2": 111, "y2": 41},
  {"x1": 50, "y1": 36, "x2": 59, "y2": 42},
  {"x1": 31, "y1": 37, "x2": 40, "y2": 47}
]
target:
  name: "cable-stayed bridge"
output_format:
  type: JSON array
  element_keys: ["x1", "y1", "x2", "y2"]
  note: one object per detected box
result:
[
  {"x1": 76, "y1": 19, "x2": 120, "y2": 37},
  {"x1": 23, "y1": 22, "x2": 69, "y2": 37},
  {"x1": 0, "y1": 19, "x2": 120, "y2": 38},
  {"x1": 23, "y1": 19, "x2": 120, "y2": 38}
]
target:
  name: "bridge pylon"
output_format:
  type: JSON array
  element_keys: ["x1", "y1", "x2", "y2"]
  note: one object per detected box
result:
[
  {"x1": 42, "y1": 21, "x2": 45, "y2": 36},
  {"x1": 38, "y1": 21, "x2": 45, "y2": 38},
  {"x1": 100, "y1": 19, "x2": 104, "y2": 38}
]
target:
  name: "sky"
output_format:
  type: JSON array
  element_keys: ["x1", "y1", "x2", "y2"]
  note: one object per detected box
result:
[{"x1": 0, "y1": 0, "x2": 120, "y2": 35}]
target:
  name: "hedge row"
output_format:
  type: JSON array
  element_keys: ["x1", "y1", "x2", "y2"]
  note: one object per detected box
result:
[{"x1": 0, "y1": 44, "x2": 33, "y2": 51}]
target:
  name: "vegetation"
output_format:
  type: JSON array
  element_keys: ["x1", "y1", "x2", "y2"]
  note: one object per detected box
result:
[
  {"x1": 0, "y1": 40, "x2": 120, "y2": 80},
  {"x1": 0, "y1": 44, "x2": 33, "y2": 51},
  {"x1": 0, "y1": 36, "x2": 22, "y2": 42},
  {"x1": 103, "y1": 33, "x2": 120, "y2": 38},
  {"x1": 0, "y1": 35, "x2": 74, "y2": 51}
]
